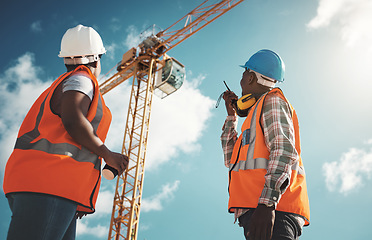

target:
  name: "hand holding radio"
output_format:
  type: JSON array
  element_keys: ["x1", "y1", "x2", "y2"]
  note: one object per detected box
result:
[
  {"x1": 223, "y1": 90, "x2": 238, "y2": 116},
  {"x1": 218, "y1": 81, "x2": 257, "y2": 117}
]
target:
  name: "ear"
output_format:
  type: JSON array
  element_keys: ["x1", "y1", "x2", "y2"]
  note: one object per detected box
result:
[
  {"x1": 89, "y1": 61, "x2": 98, "y2": 68},
  {"x1": 247, "y1": 72, "x2": 255, "y2": 85}
]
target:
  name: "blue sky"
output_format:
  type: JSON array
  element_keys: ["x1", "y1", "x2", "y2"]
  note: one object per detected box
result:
[{"x1": 1, "y1": 0, "x2": 372, "y2": 239}]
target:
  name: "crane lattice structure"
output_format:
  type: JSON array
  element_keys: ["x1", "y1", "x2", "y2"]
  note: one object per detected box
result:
[{"x1": 99, "y1": 1, "x2": 244, "y2": 239}]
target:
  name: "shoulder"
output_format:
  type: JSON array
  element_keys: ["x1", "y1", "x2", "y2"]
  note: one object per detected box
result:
[
  {"x1": 63, "y1": 73, "x2": 94, "y2": 100},
  {"x1": 63, "y1": 73, "x2": 94, "y2": 91},
  {"x1": 264, "y1": 90, "x2": 287, "y2": 105},
  {"x1": 263, "y1": 90, "x2": 292, "y2": 115}
]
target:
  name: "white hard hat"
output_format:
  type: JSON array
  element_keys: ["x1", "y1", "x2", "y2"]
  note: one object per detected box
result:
[{"x1": 59, "y1": 24, "x2": 106, "y2": 64}]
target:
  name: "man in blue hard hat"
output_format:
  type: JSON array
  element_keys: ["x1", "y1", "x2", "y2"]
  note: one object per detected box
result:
[{"x1": 221, "y1": 49, "x2": 310, "y2": 240}]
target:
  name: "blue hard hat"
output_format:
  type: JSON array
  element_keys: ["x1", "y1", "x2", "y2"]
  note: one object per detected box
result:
[{"x1": 240, "y1": 49, "x2": 285, "y2": 82}]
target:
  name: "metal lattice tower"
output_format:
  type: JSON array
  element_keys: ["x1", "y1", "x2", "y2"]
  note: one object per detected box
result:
[{"x1": 99, "y1": 1, "x2": 244, "y2": 239}]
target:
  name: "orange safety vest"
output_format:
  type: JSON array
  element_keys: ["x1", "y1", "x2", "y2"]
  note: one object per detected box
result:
[
  {"x1": 228, "y1": 88, "x2": 310, "y2": 225},
  {"x1": 3, "y1": 65, "x2": 112, "y2": 213}
]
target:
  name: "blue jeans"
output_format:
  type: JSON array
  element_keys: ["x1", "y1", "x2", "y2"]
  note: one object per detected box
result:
[
  {"x1": 238, "y1": 210, "x2": 302, "y2": 240},
  {"x1": 7, "y1": 193, "x2": 78, "y2": 240}
]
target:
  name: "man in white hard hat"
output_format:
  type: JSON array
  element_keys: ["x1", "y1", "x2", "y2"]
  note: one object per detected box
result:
[
  {"x1": 3, "y1": 24, "x2": 128, "y2": 240},
  {"x1": 221, "y1": 50, "x2": 310, "y2": 239}
]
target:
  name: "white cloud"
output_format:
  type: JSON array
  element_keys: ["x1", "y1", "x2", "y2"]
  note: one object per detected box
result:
[
  {"x1": 94, "y1": 189, "x2": 115, "y2": 216},
  {"x1": 76, "y1": 180, "x2": 180, "y2": 236},
  {"x1": 0, "y1": 53, "x2": 215, "y2": 176},
  {"x1": 146, "y1": 74, "x2": 213, "y2": 169},
  {"x1": 4, "y1": 53, "x2": 42, "y2": 82},
  {"x1": 141, "y1": 180, "x2": 180, "y2": 212},
  {"x1": 0, "y1": 53, "x2": 212, "y2": 235},
  {"x1": 307, "y1": 0, "x2": 372, "y2": 50},
  {"x1": 30, "y1": 20, "x2": 42, "y2": 32},
  {"x1": 110, "y1": 18, "x2": 122, "y2": 32},
  {"x1": 103, "y1": 73, "x2": 214, "y2": 171},
  {"x1": 76, "y1": 220, "x2": 108, "y2": 238},
  {"x1": 105, "y1": 42, "x2": 119, "y2": 61},
  {"x1": 323, "y1": 141, "x2": 372, "y2": 194},
  {"x1": 123, "y1": 25, "x2": 161, "y2": 50},
  {"x1": 124, "y1": 25, "x2": 142, "y2": 49},
  {"x1": 74, "y1": 188, "x2": 115, "y2": 238},
  {"x1": 105, "y1": 25, "x2": 155, "y2": 63},
  {"x1": 0, "y1": 53, "x2": 49, "y2": 177},
  {"x1": 101, "y1": 81, "x2": 131, "y2": 151}
]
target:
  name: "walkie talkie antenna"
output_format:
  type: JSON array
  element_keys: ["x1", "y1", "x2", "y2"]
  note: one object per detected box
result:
[{"x1": 216, "y1": 81, "x2": 232, "y2": 108}]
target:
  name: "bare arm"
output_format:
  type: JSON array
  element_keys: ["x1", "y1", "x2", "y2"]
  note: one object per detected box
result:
[{"x1": 60, "y1": 90, "x2": 127, "y2": 175}]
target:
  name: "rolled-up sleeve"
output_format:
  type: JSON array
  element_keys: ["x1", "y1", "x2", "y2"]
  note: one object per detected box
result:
[
  {"x1": 221, "y1": 115, "x2": 238, "y2": 168},
  {"x1": 258, "y1": 94, "x2": 299, "y2": 208}
]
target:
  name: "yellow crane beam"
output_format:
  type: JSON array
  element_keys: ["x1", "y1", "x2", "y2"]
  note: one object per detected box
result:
[
  {"x1": 107, "y1": 56, "x2": 156, "y2": 240},
  {"x1": 99, "y1": 0, "x2": 243, "y2": 96},
  {"x1": 100, "y1": 1, "x2": 244, "y2": 239},
  {"x1": 156, "y1": 0, "x2": 244, "y2": 55}
]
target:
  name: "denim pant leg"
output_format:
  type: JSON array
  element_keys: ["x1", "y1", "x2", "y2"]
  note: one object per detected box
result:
[
  {"x1": 7, "y1": 193, "x2": 78, "y2": 240},
  {"x1": 272, "y1": 212, "x2": 302, "y2": 240},
  {"x1": 62, "y1": 215, "x2": 77, "y2": 240},
  {"x1": 238, "y1": 210, "x2": 301, "y2": 240}
]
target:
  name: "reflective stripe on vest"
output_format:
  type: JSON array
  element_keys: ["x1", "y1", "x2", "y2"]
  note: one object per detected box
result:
[
  {"x1": 228, "y1": 88, "x2": 310, "y2": 225},
  {"x1": 14, "y1": 88, "x2": 104, "y2": 170},
  {"x1": 3, "y1": 65, "x2": 112, "y2": 213},
  {"x1": 229, "y1": 92, "x2": 305, "y2": 176},
  {"x1": 230, "y1": 157, "x2": 305, "y2": 175}
]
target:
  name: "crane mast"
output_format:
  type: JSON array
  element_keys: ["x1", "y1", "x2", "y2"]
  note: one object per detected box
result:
[{"x1": 100, "y1": 1, "x2": 244, "y2": 239}]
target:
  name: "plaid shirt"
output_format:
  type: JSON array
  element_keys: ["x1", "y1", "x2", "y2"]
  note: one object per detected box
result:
[{"x1": 221, "y1": 93, "x2": 304, "y2": 227}]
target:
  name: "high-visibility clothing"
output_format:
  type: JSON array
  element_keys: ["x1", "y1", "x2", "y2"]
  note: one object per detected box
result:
[
  {"x1": 228, "y1": 88, "x2": 310, "y2": 225},
  {"x1": 3, "y1": 65, "x2": 112, "y2": 213}
]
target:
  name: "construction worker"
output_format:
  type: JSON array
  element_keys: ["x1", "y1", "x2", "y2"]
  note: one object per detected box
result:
[
  {"x1": 3, "y1": 24, "x2": 128, "y2": 240},
  {"x1": 221, "y1": 49, "x2": 310, "y2": 240}
]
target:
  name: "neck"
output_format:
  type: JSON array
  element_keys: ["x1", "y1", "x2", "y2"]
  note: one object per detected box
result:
[{"x1": 65, "y1": 63, "x2": 95, "y2": 73}]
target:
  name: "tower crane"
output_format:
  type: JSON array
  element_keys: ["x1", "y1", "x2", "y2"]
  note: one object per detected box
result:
[{"x1": 99, "y1": 0, "x2": 244, "y2": 239}]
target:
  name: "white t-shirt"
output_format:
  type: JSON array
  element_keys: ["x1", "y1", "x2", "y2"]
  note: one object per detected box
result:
[{"x1": 62, "y1": 73, "x2": 94, "y2": 100}]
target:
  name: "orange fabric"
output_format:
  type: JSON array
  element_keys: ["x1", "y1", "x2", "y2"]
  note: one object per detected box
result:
[
  {"x1": 3, "y1": 66, "x2": 112, "y2": 213},
  {"x1": 228, "y1": 88, "x2": 310, "y2": 225}
]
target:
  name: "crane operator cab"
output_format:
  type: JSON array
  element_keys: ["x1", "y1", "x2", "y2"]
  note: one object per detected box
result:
[{"x1": 155, "y1": 57, "x2": 186, "y2": 98}]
